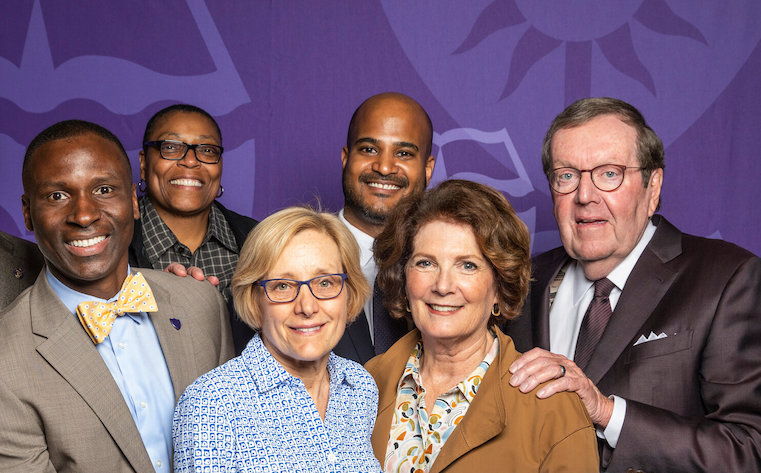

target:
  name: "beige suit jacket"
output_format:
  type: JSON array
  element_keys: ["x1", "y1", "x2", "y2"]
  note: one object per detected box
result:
[
  {"x1": 0, "y1": 269, "x2": 234, "y2": 472},
  {"x1": 0, "y1": 231, "x2": 44, "y2": 309},
  {"x1": 366, "y1": 328, "x2": 599, "y2": 472}
]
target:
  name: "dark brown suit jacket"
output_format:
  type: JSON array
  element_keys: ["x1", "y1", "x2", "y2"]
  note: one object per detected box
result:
[{"x1": 504, "y1": 215, "x2": 761, "y2": 472}]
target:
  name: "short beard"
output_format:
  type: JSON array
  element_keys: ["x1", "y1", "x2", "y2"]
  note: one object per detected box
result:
[{"x1": 342, "y1": 172, "x2": 393, "y2": 226}]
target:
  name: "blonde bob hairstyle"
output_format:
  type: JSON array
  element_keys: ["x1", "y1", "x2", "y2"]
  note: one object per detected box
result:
[{"x1": 231, "y1": 206, "x2": 370, "y2": 330}]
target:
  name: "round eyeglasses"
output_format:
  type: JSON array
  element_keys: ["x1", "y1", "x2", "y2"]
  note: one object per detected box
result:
[
  {"x1": 257, "y1": 273, "x2": 348, "y2": 303},
  {"x1": 143, "y1": 140, "x2": 223, "y2": 164},
  {"x1": 549, "y1": 164, "x2": 642, "y2": 194}
]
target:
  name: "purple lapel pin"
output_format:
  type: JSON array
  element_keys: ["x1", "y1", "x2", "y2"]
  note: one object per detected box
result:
[{"x1": 170, "y1": 318, "x2": 181, "y2": 330}]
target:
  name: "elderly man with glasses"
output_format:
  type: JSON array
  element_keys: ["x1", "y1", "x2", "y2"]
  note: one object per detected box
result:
[{"x1": 504, "y1": 97, "x2": 761, "y2": 473}]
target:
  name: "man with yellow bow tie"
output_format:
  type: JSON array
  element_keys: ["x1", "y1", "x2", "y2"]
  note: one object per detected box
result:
[{"x1": 0, "y1": 119, "x2": 234, "y2": 473}]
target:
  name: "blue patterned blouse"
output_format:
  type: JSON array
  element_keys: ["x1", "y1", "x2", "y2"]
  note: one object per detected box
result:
[{"x1": 172, "y1": 334, "x2": 382, "y2": 472}]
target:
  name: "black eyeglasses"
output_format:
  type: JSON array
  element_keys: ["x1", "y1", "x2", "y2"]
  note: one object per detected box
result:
[
  {"x1": 548, "y1": 164, "x2": 642, "y2": 194},
  {"x1": 143, "y1": 140, "x2": 223, "y2": 164},
  {"x1": 256, "y1": 274, "x2": 348, "y2": 303}
]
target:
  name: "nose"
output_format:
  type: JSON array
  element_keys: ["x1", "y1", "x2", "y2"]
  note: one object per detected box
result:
[
  {"x1": 178, "y1": 146, "x2": 201, "y2": 168},
  {"x1": 575, "y1": 171, "x2": 600, "y2": 205},
  {"x1": 432, "y1": 266, "x2": 455, "y2": 296},
  {"x1": 67, "y1": 194, "x2": 100, "y2": 227},
  {"x1": 371, "y1": 149, "x2": 397, "y2": 176},
  {"x1": 293, "y1": 283, "x2": 319, "y2": 318}
]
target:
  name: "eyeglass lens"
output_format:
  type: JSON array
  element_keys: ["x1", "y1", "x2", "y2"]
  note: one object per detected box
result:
[
  {"x1": 263, "y1": 274, "x2": 345, "y2": 302},
  {"x1": 551, "y1": 164, "x2": 627, "y2": 193},
  {"x1": 159, "y1": 141, "x2": 222, "y2": 163}
]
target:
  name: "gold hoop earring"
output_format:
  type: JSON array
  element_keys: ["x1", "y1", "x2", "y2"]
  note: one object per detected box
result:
[
  {"x1": 491, "y1": 304, "x2": 501, "y2": 317},
  {"x1": 406, "y1": 300, "x2": 411, "y2": 313}
]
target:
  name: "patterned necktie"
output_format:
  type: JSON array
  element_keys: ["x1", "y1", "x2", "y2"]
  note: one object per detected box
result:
[
  {"x1": 76, "y1": 272, "x2": 158, "y2": 344},
  {"x1": 574, "y1": 278, "x2": 616, "y2": 371}
]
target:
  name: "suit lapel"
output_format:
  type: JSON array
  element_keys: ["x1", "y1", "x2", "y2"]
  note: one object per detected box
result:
[
  {"x1": 143, "y1": 273, "x2": 199, "y2": 400},
  {"x1": 584, "y1": 217, "x2": 682, "y2": 384},
  {"x1": 346, "y1": 309, "x2": 375, "y2": 363},
  {"x1": 430, "y1": 339, "x2": 507, "y2": 473},
  {"x1": 30, "y1": 275, "x2": 154, "y2": 472},
  {"x1": 369, "y1": 332, "x2": 417, "y2": 460},
  {"x1": 533, "y1": 248, "x2": 570, "y2": 350}
]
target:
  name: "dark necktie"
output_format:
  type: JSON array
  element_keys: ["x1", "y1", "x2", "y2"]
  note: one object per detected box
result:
[
  {"x1": 574, "y1": 278, "x2": 616, "y2": 371},
  {"x1": 372, "y1": 282, "x2": 400, "y2": 355}
]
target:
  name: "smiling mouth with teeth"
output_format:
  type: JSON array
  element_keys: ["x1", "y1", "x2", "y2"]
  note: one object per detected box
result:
[
  {"x1": 68, "y1": 235, "x2": 107, "y2": 248},
  {"x1": 367, "y1": 182, "x2": 401, "y2": 191},
  {"x1": 293, "y1": 325, "x2": 322, "y2": 334},
  {"x1": 170, "y1": 178, "x2": 203, "y2": 187},
  {"x1": 428, "y1": 303, "x2": 459, "y2": 312}
]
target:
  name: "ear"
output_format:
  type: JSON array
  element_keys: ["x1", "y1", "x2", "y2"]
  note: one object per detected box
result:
[
  {"x1": 424, "y1": 154, "x2": 435, "y2": 187},
  {"x1": 340, "y1": 146, "x2": 349, "y2": 170},
  {"x1": 21, "y1": 195, "x2": 33, "y2": 232},
  {"x1": 131, "y1": 183, "x2": 140, "y2": 220},
  {"x1": 646, "y1": 168, "x2": 663, "y2": 216},
  {"x1": 139, "y1": 150, "x2": 147, "y2": 181}
]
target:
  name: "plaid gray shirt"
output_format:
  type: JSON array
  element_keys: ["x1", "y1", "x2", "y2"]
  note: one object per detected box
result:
[{"x1": 138, "y1": 196, "x2": 239, "y2": 302}]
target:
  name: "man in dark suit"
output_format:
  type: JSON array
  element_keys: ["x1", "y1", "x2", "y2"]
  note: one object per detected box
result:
[
  {"x1": 0, "y1": 120, "x2": 233, "y2": 472},
  {"x1": 505, "y1": 97, "x2": 761, "y2": 472},
  {"x1": 333, "y1": 92, "x2": 435, "y2": 363},
  {"x1": 0, "y1": 231, "x2": 44, "y2": 308}
]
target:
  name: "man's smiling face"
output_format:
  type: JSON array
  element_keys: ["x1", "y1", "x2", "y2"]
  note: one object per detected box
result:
[
  {"x1": 341, "y1": 94, "x2": 434, "y2": 236},
  {"x1": 22, "y1": 132, "x2": 139, "y2": 299}
]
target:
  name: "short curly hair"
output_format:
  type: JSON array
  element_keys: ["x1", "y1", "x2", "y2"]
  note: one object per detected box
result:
[
  {"x1": 231, "y1": 206, "x2": 370, "y2": 330},
  {"x1": 374, "y1": 179, "x2": 531, "y2": 325}
]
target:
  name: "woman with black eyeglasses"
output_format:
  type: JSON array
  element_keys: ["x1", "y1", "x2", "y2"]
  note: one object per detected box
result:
[
  {"x1": 173, "y1": 206, "x2": 381, "y2": 472},
  {"x1": 129, "y1": 104, "x2": 257, "y2": 353}
]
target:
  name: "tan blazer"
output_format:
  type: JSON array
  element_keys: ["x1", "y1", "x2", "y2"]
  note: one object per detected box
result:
[
  {"x1": 0, "y1": 231, "x2": 43, "y2": 309},
  {"x1": 0, "y1": 269, "x2": 234, "y2": 473},
  {"x1": 366, "y1": 328, "x2": 599, "y2": 472}
]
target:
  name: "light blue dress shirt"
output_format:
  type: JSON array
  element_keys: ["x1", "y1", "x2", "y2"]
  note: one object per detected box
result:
[
  {"x1": 46, "y1": 268, "x2": 175, "y2": 472},
  {"x1": 173, "y1": 333, "x2": 382, "y2": 472}
]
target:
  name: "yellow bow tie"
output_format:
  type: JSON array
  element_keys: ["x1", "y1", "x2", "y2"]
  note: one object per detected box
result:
[{"x1": 76, "y1": 272, "x2": 158, "y2": 344}]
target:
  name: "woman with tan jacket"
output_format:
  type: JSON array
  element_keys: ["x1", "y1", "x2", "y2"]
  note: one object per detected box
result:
[{"x1": 366, "y1": 180, "x2": 598, "y2": 472}]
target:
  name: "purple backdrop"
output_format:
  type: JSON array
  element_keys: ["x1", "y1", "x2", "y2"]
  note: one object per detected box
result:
[{"x1": 2, "y1": 0, "x2": 759, "y2": 256}]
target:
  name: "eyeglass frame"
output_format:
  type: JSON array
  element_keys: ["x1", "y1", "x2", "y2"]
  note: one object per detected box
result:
[
  {"x1": 143, "y1": 140, "x2": 224, "y2": 164},
  {"x1": 256, "y1": 273, "x2": 348, "y2": 303},
  {"x1": 548, "y1": 164, "x2": 644, "y2": 194}
]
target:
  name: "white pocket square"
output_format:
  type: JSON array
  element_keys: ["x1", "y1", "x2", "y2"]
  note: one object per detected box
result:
[{"x1": 633, "y1": 331, "x2": 668, "y2": 346}]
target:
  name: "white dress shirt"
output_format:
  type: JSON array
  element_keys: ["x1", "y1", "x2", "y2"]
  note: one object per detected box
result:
[
  {"x1": 338, "y1": 209, "x2": 377, "y2": 342},
  {"x1": 549, "y1": 220, "x2": 656, "y2": 448}
]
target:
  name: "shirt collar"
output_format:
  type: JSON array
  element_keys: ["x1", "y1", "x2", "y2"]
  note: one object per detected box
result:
[
  {"x1": 139, "y1": 197, "x2": 239, "y2": 260},
  {"x1": 338, "y1": 209, "x2": 375, "y2": 268},
  {"x1": 45, "y1": 265, "x2": 141, "y2": 323},
  {"x1": 569, "y1": 219, "x2": 657, "y2": 303},
  {"x1": 206, "y1": 202, "x2": 239, "y2": 253},
  {"x1": 139, "y1": 197, "x2": 180, "y2": 262},
  {"x1": 399, "y1": 335, "x2": 499, "y2": 403},
  {"x1": 244, "y1": 334, "x2": 354, "y2": 393}
]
